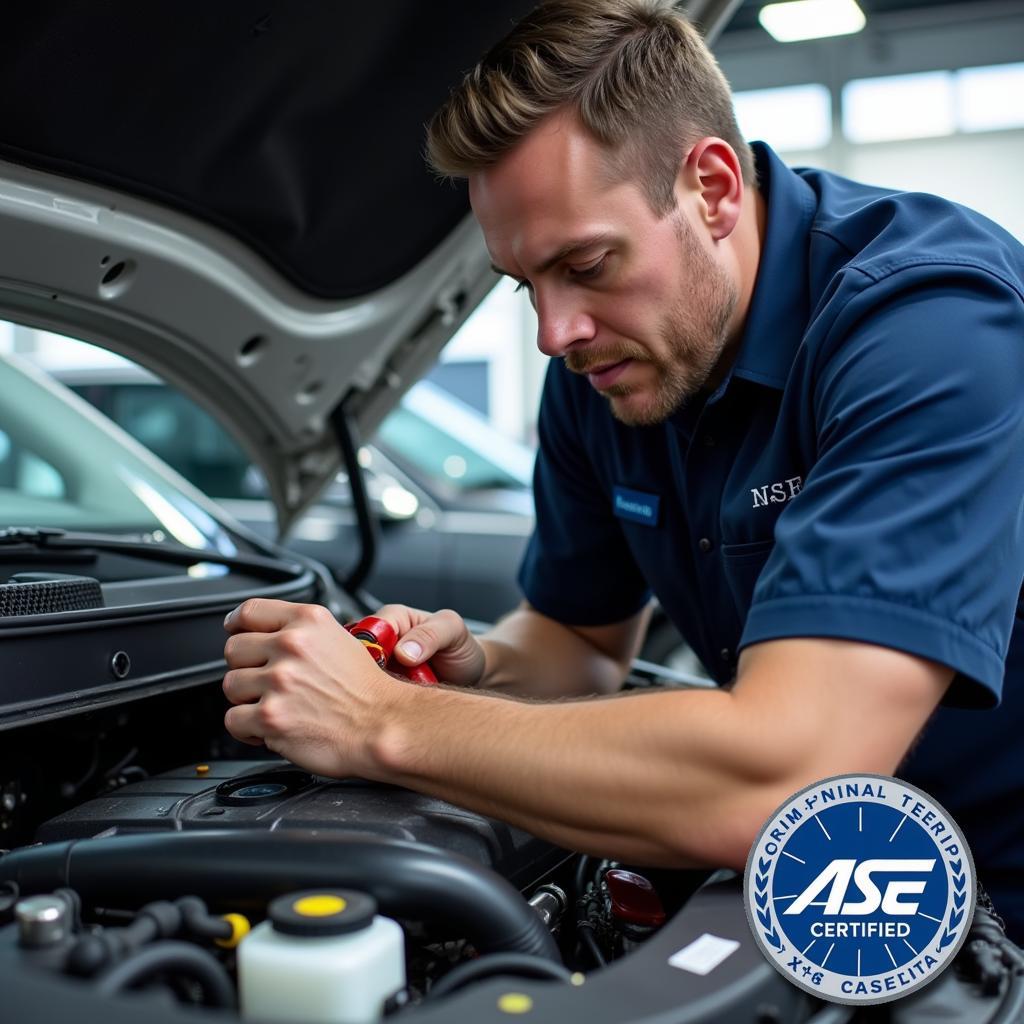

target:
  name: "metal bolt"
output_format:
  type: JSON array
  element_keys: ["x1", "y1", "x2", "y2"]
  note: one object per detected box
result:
[
  {"x1": 16, "y1": 895, "x2": 69, "y2": 948},
  {"x1": 528, "y1": 883, "x2": 568, "y2": 928},
  {"x1": 110, "y1": 650, "x2": 131, "y2": 679}
]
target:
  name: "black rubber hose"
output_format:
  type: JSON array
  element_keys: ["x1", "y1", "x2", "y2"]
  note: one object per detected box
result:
[
  {"x1": 175, "y1": 896, "x2": 232, "y2": 942},
  {"x1": 94, "y1": 940, "x2": 234, "y2": 1008},
  {"x1": 574, "y1": 855, "x2": 593, "y2": 900},
  {"x1": 427, "y1": 953, "x2": 575, "y2": 999},
  {"x1": 0, "y1": 830, "x2": 560, "y2": 962},
  {"x1": 68, "y1": 899, "x2": 189, "y2": 977},
  {"x1": 578, "y1": 921, "x2": 607, "y2": 967}
]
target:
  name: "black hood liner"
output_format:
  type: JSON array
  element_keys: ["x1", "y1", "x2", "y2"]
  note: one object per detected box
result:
[{"x1": 0, "y1": 1, "x2": 536, "y2": 299}]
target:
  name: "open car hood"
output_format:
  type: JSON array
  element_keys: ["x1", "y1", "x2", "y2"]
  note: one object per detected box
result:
[{"x1": 0, "y1": 1, "x2": 737, "y2": 533}]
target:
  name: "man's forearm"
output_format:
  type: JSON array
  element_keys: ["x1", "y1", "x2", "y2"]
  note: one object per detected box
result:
[
  {"x1": 224, "y1": 600, "x2": 949, "y2": 872},
  {"x1": 361, "y1": 637, "x2": 949, "y2": 869},
  {"x1": 477, "y1": 606, "x2": 637, "y2": 699},
  {"x1": 369, "y1": 680, "x2": 785, "y2": 869}
]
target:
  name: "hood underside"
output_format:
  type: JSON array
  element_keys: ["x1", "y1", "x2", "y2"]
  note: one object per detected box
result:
[
  {"x1": 0, "y1": 2, "x2": 535, "y2": 532},
  {"x1": 0, "y1": 1, "x2": 734, "y2": 532},
  {"x1": 0, "y1": 2, "x2": 542, "y2": 299}
]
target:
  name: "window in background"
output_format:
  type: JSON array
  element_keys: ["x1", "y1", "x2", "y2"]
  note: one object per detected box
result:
[
  {"x1": 957, "y1": 63, "x2": 1024, "y2": 133},
  {"x1": 426, "y1": 360, "x2": 490, "y2": 417},
  {"x1": 843, "y1": 64, "x2": 1024, "y2": 144},
  {"x1": 375, "y1": 406, "x2": 526, "y2": 492},
  {"x1": 843, "y1": 71, "x2": 956, "y2": 143},
  {"x1": 733, "y1": 84, "x2": 832, "y2": 152}
]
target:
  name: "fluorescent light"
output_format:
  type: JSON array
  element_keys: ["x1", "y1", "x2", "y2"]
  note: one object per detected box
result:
[{"x1": 759, "y1": 0, "x2": 866, "y2": 43}]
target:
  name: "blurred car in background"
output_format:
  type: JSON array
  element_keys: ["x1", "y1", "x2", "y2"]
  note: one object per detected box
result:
[{"x1": 51, "y1": 357, "x2": 534, "y2": 624}]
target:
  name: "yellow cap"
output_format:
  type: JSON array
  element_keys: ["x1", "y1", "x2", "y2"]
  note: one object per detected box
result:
[
  {"x1": 269, "y1": 889, "x2": 374, "y2": 937},
  {"x1": 293, "y1": 894, "x2": 348, "y2": 917},
  {"x1": 215, "y1": 913, "x2": 251, "y2": 949},
  {"x1": 497, "y1": 993, "x2": 533, "y2": 1014},
  {"x1": 195, "y1": 764, "x2": 210, "y2": 776}
]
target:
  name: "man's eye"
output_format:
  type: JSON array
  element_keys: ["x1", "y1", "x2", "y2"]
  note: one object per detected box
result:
[{"x1": 570, "y1": 257, "x2": 606, "y2": 281}]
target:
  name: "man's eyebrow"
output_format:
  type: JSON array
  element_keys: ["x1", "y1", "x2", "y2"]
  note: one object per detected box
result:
[{"x1": 489, "y1": 233, "x2": 615, "y2": 280}]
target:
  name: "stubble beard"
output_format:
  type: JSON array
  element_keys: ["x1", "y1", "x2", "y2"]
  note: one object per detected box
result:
[{"x1": 569, "y1": 216, "x2": 739, "y2": 428}]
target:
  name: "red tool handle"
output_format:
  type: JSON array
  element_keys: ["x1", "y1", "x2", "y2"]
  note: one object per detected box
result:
[
  {"x1": 395, "y1": 662, "x2": 439, "y2": 686},
  {"x1": 345, "y1": 616, "x2": 398, "y2": 661},
  {"x1": 344, "y1": 616, "x2": 438, "y2": 685}
]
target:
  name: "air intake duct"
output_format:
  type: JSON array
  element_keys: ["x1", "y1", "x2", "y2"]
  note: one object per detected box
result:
[{"x1": 0, "y1": 830, "x2": 561, "y2": 962}]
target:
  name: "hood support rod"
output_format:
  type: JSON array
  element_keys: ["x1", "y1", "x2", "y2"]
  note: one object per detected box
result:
[{"x1": 329, "y1": 402, "x2": 378, "y2": 611}]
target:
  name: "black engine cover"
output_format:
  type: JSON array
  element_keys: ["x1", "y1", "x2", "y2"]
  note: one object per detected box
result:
[{"x1": 36, "y1": 760, "x2": 564, "y2": 889}]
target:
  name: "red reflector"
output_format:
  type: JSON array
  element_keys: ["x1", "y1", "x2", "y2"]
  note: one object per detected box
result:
[{"x1": 605, "y1": 869, "x2": 666, "y2": 928}]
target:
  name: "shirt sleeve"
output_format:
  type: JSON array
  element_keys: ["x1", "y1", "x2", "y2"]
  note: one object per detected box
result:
[
  {"x1": 741, "y1": 264, "x2": 1024, "y2": 707},
  {"x1": 518, "y1": 361, "x2": 652, "y2": 625}
]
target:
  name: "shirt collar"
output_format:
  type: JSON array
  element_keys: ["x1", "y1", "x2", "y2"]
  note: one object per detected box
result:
[{"x1": 729, "y1": 142, "x2": 818, "y2": 391}]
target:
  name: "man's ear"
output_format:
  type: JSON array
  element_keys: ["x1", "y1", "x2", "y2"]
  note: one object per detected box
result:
[{"x1": 678, "y1": 137, "x2": 744, "y2": 241}]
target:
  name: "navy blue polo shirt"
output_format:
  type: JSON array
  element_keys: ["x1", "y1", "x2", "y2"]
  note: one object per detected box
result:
[{"x1": 518, "y1": 143, "x2": 1024, "y2": 937}]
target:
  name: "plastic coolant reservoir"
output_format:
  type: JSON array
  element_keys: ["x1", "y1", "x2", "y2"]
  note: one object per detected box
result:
[{"x1": 238, "y1": 889, "x2": 405, "y2": 1023}]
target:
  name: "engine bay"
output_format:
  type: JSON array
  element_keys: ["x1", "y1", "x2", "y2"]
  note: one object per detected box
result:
[
  {"x1": 0, "y1": 539, "x2": 1021, "y2": 1024},
  {"x1": 2, "y1": 674, "x2": 1023, "y2": 1024}
]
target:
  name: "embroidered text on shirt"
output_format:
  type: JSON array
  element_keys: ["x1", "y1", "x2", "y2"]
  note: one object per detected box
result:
[{"x1": 751, "y1": 476, "x2": 803, "y2": 509}]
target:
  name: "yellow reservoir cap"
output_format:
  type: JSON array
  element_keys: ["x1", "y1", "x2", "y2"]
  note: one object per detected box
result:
[
  {"x1": 269, "y1": 889, "x2": 375, "y2": 937},
  {"x1": 216, "y1": 913, "x2": 251, "y2": 949},
  {"x1": 294, "y1": 895, "x2": 348, "y2": 917}
]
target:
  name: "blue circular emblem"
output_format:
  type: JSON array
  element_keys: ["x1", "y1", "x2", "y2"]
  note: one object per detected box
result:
[{"x1": 744, "y1": 773, "x2": 975, "y2": 1005}]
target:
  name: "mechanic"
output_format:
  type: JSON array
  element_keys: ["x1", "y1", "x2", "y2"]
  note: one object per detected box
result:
[{"x1": 222, "y1": 0, "x2": 1024, "y2": 939}]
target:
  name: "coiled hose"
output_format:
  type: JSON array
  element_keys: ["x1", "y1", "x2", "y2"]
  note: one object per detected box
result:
[{"x1": 94, "y1": 941, "x2": 234, "y2": 1007}]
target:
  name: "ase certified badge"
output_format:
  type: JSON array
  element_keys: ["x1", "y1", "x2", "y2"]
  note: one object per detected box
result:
[{"x1": 744, "y1": 773, "x2": 975, "y2": 1005}]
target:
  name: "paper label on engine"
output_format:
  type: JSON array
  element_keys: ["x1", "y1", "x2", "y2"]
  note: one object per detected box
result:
[{"x1": 668, "y1": 933, "x2": 741, "y2": 975}]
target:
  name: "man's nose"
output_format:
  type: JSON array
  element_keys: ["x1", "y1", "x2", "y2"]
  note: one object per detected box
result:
[{"x1": 534, "y1": 290, "x2": 597, "y2": 358}]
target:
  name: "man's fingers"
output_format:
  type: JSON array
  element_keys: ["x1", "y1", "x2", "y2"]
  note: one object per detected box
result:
[
  {"x1": 367, "y1": 605, "x2": 484, "y2": 686},
  {"x1": 393, "y1": 608, "x2": 468, "y2": 664},
  {"x1": 222, "y1": 668, "x2": 266, "y2": 705},
  {"x1": 224, "y1": 703, "x2": 267, "y2": 746},
  {"x1": 373, "y1": 604, "x2": 428, "y2": 636},
  {"x1": 223, "y1": 632, "x2": 272, "y2": 669},
  {"x1": 224, "y1": 598, "x2": 317, "y2": 635}
]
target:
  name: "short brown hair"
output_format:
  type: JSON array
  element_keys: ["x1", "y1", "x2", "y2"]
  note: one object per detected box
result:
[{"x1": 426, "y1": 0, "x2": 754, "y2": 214}]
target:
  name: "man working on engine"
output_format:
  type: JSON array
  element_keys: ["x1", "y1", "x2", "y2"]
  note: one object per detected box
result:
[{"x1": 221, "y1": 0, "x2": 1024, "y2": 939}]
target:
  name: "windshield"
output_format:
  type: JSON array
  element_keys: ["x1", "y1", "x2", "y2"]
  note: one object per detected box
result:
[
  {"x1": 376, "y1": 381, "x2": 535, "y2": 493},
  {"x1": 0, "y1": 353, "x2": 242, "y2": 556}
]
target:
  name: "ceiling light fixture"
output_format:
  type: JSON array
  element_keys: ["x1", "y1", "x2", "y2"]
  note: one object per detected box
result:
[{"x1": 758, "y1": 0, "x2": 867, "y2": 43}]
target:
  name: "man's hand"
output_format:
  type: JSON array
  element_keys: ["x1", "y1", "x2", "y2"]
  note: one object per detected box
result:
[
  {"x1": 373, "y1": 604, "x2": 487, "y2": 687},
  {"x1": 222, "y1": 598, "x2": 395, "y2": 778}
]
